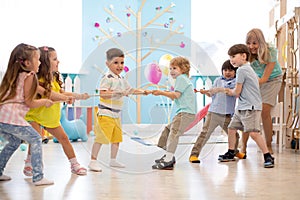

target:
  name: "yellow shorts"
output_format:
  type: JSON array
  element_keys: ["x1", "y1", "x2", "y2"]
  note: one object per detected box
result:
[{"x1": 94, "y1": 108, "x2": 122, "y2": 144}]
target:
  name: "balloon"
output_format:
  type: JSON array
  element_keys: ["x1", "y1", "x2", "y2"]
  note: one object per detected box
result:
[
  {"x1": 144, "y1": 62, "x2": 162, "y2": 84},
  {"x1": 159, "y1": 54, "x2": 174, "y2": 76}
]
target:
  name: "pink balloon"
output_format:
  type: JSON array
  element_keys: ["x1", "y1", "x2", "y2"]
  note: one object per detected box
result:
[{"x1": 144, "y1": 63, "x2": 162, "y2": 84}]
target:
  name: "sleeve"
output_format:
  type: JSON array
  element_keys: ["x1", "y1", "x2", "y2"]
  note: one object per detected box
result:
[
  {"x1": 99, "y1": 76, "x2": 111, "y2": 91},
  {"x1": 236, "y1": 68, "x2": 245, "y2": 84},
  {"x1": 269, "y1": 47, "x2": 278, "y2": 63},
  {"x1": 174, "y1": 75, "x2": 188, "y2": 93}
]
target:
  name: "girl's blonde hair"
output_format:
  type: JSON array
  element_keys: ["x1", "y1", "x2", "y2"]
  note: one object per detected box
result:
[
  {"x1": 246, "y1": 28, "x2": 270, "y2": 64},
  {"x1": 0, "y1": 43, "x2": 38, "y2": 103},
  {"x1": 169, "y1": 56, "x2": 191, "y2": 76}
]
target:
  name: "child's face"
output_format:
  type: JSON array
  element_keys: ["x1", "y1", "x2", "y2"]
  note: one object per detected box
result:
[
  {"x1": 230, "y1": 53, "x2": 246, "y2": 68},
  {"x1": 106, "y1": 56, "x2": 124, "y2": 75},
  {"x1": 49, "y1": 51, "x2": 59, "y2": 73},
  {"x1": 169, "y1": 65, "x2": 183, "y2": 79},
  {"x1": 246, "y1": 38, "x2": 259, "y2": 55},
  {"x1": 222, "y1": 69, "x2": 235, "y2": 79},
  {"x1": 27, "y1": 50, "x2": 40, "y2": 73}
]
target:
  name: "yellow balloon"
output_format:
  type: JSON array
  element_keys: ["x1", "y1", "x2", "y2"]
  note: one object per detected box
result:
[{"x1": 159, "y1": 54, "x2": 174, "y2": 76}]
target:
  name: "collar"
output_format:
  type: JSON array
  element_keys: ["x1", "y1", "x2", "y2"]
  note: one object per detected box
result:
[
  {"x1": 107, "y1": 70, "x2": 122, "y2": 79},
  {"x1": 221, "y1": 75, "x2": 234, "y2": 81}
]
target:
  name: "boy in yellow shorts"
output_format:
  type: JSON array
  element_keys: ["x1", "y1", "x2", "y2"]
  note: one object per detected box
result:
[{"x1": 88, "y1": 48, "x2": 148, "y2": 172}]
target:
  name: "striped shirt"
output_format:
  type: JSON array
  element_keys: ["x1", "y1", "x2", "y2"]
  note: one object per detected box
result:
[
  {"x1": 98, "y1": 70, "x2": 132, "y2": 118},
  {"x1": 0, "y1": 72, "x2": 34, "y2": 126}
]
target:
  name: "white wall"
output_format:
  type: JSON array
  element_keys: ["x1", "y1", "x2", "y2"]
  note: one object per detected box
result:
[{"x1": 0, "y1": 0, "x2": 82, "y2": 74}]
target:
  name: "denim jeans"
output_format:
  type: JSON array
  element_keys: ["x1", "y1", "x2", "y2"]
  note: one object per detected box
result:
[{"x1": 0, "y1": 122, "x2": 43, "y2": 182}]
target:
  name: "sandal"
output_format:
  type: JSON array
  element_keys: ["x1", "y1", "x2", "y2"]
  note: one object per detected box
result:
[
  {"x1": 71, "y1": 167, "x2": 87, "y2": 175},
  {"x1": 23, "y1": 166, "x2": 33, "y2": 176}
]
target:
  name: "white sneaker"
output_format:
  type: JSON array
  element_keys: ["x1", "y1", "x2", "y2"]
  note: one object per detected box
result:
[
  {"x1": 109, "y1": 160, "x2": 125, "y2": 168},
  {"x1": 34, "y1": 178, "x2": 54, "y2": 186},
  {"x1": 88, "y1": 160, "x2": 102, "y2": 172},
  {"x1": 0, "y1": 174, "x2": 11, "y2": 181}
]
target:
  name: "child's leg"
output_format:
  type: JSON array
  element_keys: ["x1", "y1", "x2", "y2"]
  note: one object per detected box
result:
[
  {"x1": 24, "y1": 121, "x2": 42, "y2": 176},
  {"x1": 0, "y1": 124, "x2": 22, "y2": 179},
  {"x1": 88, "y1": 142, "x2": 102, "y2": 172},
  {"x1": 190, "y1": 113, "x2": 217, "y2": 159},
  {"x1": 249, "y1": 131, "x2": 269, "y2": 154},
  {"x1": 91, "y1": 142, "x2": 102, "y2": 160},
  {"x1": 157, "y1": 124, "x2": 171, "y2": 149},
  {"x1": 166, "y1": 113, "x2": 195, "y2": 155},
  {"x1": 249, "y1": 131, "x2": 274, "y2": 168},
  {"x1": 241, "y1": 132, "x2": 249, "y2": 153},
  {"x1": 17, "y1": 126, "x2": 53, "y2": 184},
  {"x1": 218, "y1": 128, "x2": 237, "y2": 162},
  {"x1": 109, "y1": 143, "x2": 125, "y2": 168},
  {"x1": 46, "y1": 126, "x2": 87, "y2": 175},
  {"x1": 46, "y1": 126, "x2": 76, "y2": 159}
]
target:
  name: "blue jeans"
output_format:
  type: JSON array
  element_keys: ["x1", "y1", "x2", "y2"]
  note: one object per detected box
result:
[{"x1": 0, "y1": 122, "x2": 43, "y2": 182}]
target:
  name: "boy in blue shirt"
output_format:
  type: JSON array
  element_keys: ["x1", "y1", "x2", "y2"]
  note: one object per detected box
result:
[{"x1": 189, "y1": 60, "x2": 245, "y2": 163}]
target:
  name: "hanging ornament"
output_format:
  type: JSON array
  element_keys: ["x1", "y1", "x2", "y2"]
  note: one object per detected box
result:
[
  {"x1": 94, "y1": 22, "x2": 100, "y2": 28},
  {"x1": 106, "y1": 17, "x2": 111, "y2": 23},
  {"x1": 180, "y1": 42, "x2": 185, "y2": 48},
  {"x1": 124, "y1": 66, "x2": 129, "y2": 72}
]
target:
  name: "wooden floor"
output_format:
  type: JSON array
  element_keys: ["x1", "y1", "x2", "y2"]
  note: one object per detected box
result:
[{"x1": 1, "y1": 124, "x2": 300, "y2": 200}]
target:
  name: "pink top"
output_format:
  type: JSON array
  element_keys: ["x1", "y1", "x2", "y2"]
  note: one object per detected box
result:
[{"x1": 0, "y1": 72, "x2": 34, "y2": 126}]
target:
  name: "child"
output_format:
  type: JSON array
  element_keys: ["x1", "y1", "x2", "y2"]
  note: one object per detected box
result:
[
  {"x1": 189, "y1": 60, "x2": 245, "y2": 164},
  {"x1": 88, "y1": 48, "x2": 148, "y2": 172},
  {"x1": 152, "y1": 56, "x2": 196, "y2": 170},
  {"x1": 218, "y1": 44, "x2": 274, "y2": 168},
  {"x1": 0, "y1": 43, "x2": 54, "y2": 186},
  {"x1": 23, "y1": 46, "x2": 89, "y2": 176},
  {"x1": 242, "y1": 28, "x2": 283, "y2": 154}
]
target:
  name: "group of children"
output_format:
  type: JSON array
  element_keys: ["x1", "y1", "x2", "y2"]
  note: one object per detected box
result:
[{"x1": 0, "y1": 28, "x2": 280, "y2": 186}]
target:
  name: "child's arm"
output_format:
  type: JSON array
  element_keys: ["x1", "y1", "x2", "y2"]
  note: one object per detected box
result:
[
  {"x1": 24, "y1": 75, "x2": 53, "y2": 108},
  {"x1": 36, "y1": 85, "x2": 73, "y2": 103},
  {"x1": 200, "y1": 88, "x2": 226, "y2": 97},
  {"x1": 152, "y1": 90, "x2": 181, "y2": 100},
  {"x1": 123, "y1": 88, "x2": 151, "y2": 96},
  {"x1": 99, "y1": 90, "x2": 123, "y2": 99},
  {"x1": 62, "y1": 91, "x2": 90, "y2": 100},
  {"x1": 225, "y1": 83, "x2": 242, "y2": 97}
]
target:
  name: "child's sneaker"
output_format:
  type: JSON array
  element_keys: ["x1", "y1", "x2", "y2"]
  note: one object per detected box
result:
[
  {"x1": 234, "y1": 150, "x2": 247, "y2": 159},
  {"x1": 152, "y1": 159, "x2": 175, "y2": 170},
  {"x1": 71, "y1": 163, "x2": 87, "y2": 175},
  {"x1": 88, "y1": 160, "x2": 102, "y2": 172},
  {"x1": 109, "y1": 160, "x2": 125, "y2": 168},
  {"x1": 23, "y1": 159, "x2": 33, "y2": 177},
  {"x1": 34, "y1": 178, "x2": 54, "y2": 186},
  {"x1": 264, "y1": 156, "x2": 274, "y2": 168},
  {"x1": 0, "y1": 174, "x2": 11, "y2": 181},
  {"x1": 189, "y1": 155, "x2": 200, "y2": 163},
  {"x1": 155, "y1": 155, "x2": 176, "y2": 164},
  {"x1": 218, "y1": 151, "x2": 236, "y2": 162}
]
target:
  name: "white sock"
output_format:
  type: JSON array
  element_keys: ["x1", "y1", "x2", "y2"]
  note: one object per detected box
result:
[{"x1": 164, "y1": 152, "x2": 174, "y2": 162}]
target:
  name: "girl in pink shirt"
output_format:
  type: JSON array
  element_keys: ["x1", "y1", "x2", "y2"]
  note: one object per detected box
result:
[{"x1": 0, "y1": 43, "x2": 54, "y2": 186}]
